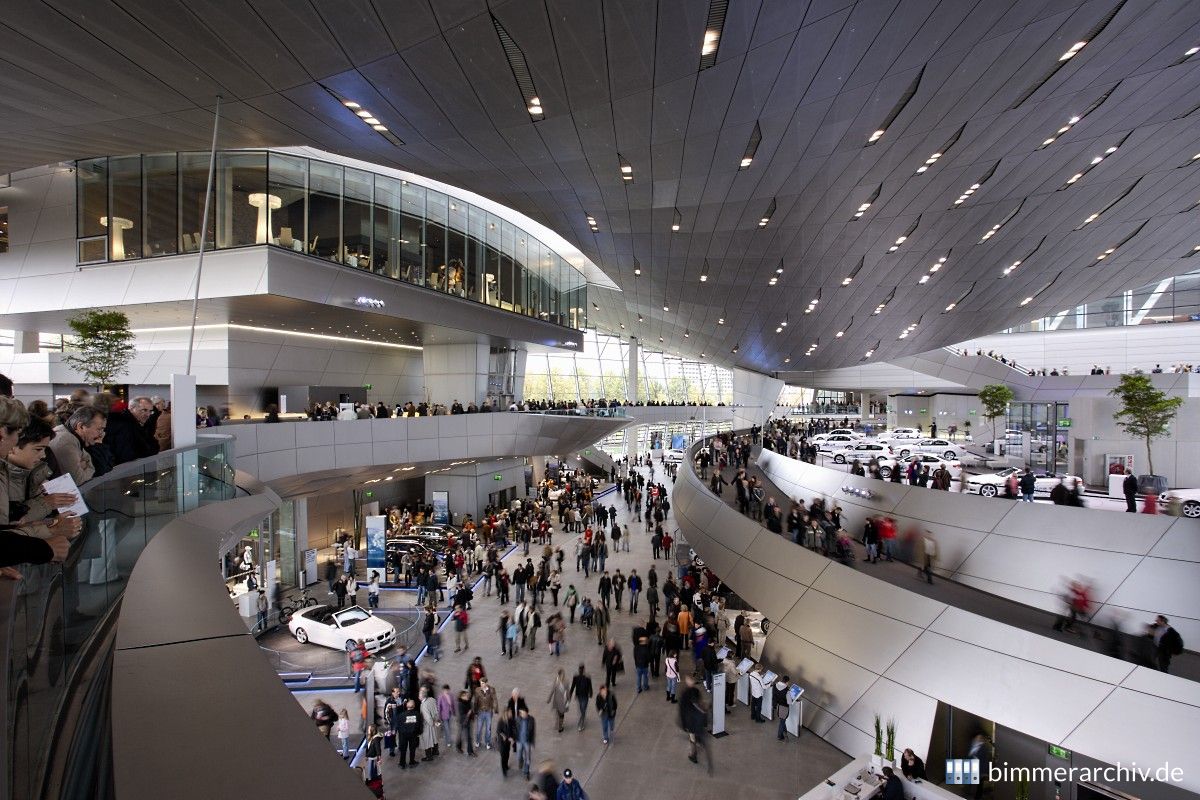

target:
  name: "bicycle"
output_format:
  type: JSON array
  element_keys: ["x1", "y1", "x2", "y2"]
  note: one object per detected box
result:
[{"x1": 279, "y1": 588, "x2": 319, "y2": 624}]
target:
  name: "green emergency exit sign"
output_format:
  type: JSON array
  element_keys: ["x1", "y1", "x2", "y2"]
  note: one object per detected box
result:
[{"x1": 494, "y1": 474, "x2": 503, "y2": 481}]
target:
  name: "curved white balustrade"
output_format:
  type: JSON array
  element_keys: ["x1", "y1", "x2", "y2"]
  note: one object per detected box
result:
[
  {"x1": 754, "y1": 448, "x2": 1200, "y2": 646},
  {"x1": 672, "y1": 455, "x2": 1200, "y2": 793}
]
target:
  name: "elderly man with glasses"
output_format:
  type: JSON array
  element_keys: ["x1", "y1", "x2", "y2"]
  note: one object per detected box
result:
[{"x1": 104, "y1": 396, "x2": 159, "y2": 465}]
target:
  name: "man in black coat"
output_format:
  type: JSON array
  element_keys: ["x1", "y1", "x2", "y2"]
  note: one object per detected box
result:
[
  {"x1": 396, "y1": 698, "x2": 423, "y2": 768},
  {"x1": 1123, "y1": 472, "x2": 1138, "y2": 513},
  {"x1": 105, "y1": 397, "x2": 159, "y2": 465}
]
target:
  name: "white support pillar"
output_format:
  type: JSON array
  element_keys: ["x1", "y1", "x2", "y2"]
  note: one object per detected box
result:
[
  {"x1": 13, "y1": 331, "x2": 39, "y2": 355},
  {"x1": 627, "y1": 336, "x2": 640, "y2": 404}
]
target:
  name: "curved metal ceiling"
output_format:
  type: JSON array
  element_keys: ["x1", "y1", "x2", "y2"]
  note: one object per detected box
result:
[{"x1": 1, "y1": 0, "x2": 1199, "y2": 372}]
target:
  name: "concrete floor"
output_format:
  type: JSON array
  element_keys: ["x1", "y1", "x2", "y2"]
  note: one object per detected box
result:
[{"x1": 298, "y1": 467, "x2": 851, "y2": 799}]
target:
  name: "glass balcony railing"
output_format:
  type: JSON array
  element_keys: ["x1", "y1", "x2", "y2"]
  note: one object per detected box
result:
[
  {"x1": 0, "y1": 436, "x2": 236, "y2": 800},
  {"x1": 74, "y1": 151, "x2": 588, "y2": 329}
]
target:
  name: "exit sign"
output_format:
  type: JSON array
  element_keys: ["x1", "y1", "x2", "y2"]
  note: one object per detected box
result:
[
  {"x1": 1058, "y1": 418, "x2": 1072, "y2": 427},
  {"x1": 1048, "y1": 745, "x2": 1071, "y2": 760},
  {"x1": 494, "y1": 474, "x2": 503, "y2": 481},
  {"x1": 247, "y1": 528, "x2": 259, "y2": 539}
]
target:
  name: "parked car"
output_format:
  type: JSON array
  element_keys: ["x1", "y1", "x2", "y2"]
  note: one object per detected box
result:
[
  {"x1": 880, "y1": 427, "x2": 922, "y2": 440},
  {"x1": 288, "y1": 605, "x2": 397, "y2": 653},
  {"x1": 965, "y1": 468, "x2": 1080, "y2": 498},
  {"x1": 811, "y1": 429, "x2": 863, "y2": 443},
  {"x1": 664, "y1": 448, "x2": 688, "y2": 464},
  {"x1": 816, "y1": 434, "x2": 860, "y2": 452},
  {"x1": 1160, "y1": 488, "x2": 1200, "y2": 518},
  {"x1": 386, "y1": 538, "x2": 436, "y2": 560},
  {"x1": 876, "y1": 454, "x2": 963, "y2": 480},
  {"x1": 829, "y1": 442, "x2": 893, "y2": 464},
  {"x1": 898, "y1": 439, "x2": 965, "y2": 460}
]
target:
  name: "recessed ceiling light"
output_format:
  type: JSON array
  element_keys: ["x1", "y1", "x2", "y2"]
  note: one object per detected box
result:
[
  {"x1": 356, "y1": 110, "x2": 372, "y2": 118},
  {"x1": 363, "y1": 117, "x2": 380, "y2": 125},
  {"x1": 699, "y1": 274, "x2": 707, "y2": 282},
  {"x1": 372, "y1": 124, "x2": 388, "y2": 132}
]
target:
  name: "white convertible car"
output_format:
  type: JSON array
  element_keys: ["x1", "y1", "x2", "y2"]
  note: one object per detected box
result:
[
  {"x1": 288, "y1": 605, "x2": 397, "y2": 653},
  {"x1": 965, "y1": 468, "x2": 1080, "y2": 498}
]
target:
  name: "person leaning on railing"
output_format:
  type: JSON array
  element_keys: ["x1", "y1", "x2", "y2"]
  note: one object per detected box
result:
[{"x1": 0, "y1": 397, "x2": 79, "y2": 576}]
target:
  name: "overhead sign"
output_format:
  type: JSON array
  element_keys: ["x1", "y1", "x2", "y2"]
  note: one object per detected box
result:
[{"x1": 1058, "y1": 418, "x2": 1072, "y2": 427}]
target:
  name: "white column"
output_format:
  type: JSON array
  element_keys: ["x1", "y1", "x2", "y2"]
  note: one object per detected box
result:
[
  {"x1": 13, "y1": 331, "x2": 39, "y2": 355},
  {"x1": 170, "y1": 373, "x2": 197, "y2": 448},
  {"x1": 627, "y1": 336, "x2": 640, "y2": 403}
]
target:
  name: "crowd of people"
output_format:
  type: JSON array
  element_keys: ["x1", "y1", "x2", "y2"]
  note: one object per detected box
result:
[
  {"x1": 0, "y1": 378, "x2": 174, "y2": 576},
  {"x1": 301, "y1": 451, "x2": 815, "y2": 798}
]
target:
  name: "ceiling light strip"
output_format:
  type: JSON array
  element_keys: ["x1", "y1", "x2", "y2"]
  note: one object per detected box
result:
[
  {"x1": 492, "y1": 15, "x2": 544, "y2": 120},
  {"x1": 740, "y1": 122, "x2": 762, "y2": 169},
  {"x1": 1008, "y1": 0, "x2": 1127, "y2": 110},
  {"x1": 699, "y1": 0, "x2": 729, "y2": 69},
  {"x1": 866, "y1": 64, "x2": 926, "y2": 146}
]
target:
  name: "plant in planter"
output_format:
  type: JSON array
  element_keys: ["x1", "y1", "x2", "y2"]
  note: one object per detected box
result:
[
  {"x1": 874, "y1": 714, "x2": 883, "y2": 757},
  {"x1": 978, "y1": 384, "x2": 1014, "y2": 450},
  {"x1": 885, "y1": 719, "x2": 896, "y2": 763},
  {"x1": 1015, "y1": 775, "x2": 1030, "y2": 800},
  {"x1": 1110, "y1": 374, "x2": 1182, "y2": 494},
  {"x1": 64, "y1": 309, "x2": 136, "y2": 391}
]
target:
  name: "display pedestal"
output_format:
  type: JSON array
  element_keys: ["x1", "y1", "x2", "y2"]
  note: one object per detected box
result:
[
  {"x1": 786, "y1": 698, "x2": 803, "y2": 736},
  {"x1": 711, "y1": 672, "x2": 728, "y2": 737}
]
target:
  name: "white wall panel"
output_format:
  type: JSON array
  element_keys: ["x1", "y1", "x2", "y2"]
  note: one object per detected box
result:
[
  {"x1": 780, "y1": 590, "x2": 922, "y2": 674},
  {"x1": 840, "y1": 678, "x2": 940, "y2": 762},
  {"x1": 811, "y1": 564, "x2": 946, "y2": 628},
  {"x1": 886, "y1": 633, "x2": 1113, "y2": 745}
]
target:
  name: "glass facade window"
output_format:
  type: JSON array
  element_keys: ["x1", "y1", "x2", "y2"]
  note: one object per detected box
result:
[
  {"x1": 521, "y1": 331, "x2": 733, "y2": 404},
  {"x1": 179, "y1": 152, "x2": 214, "y2": 254},
  {"x1": 73, "y1": 150, "x2": 587, "y2": 329},
  {"x1": 342, "y1": 167, "x2": 372, "y2": 266},
  {"x1": 215, "y1": 151, "x2": 266, "y2": 249},
  {"x1": 143, "y1": 154, "x2": 177, "y2": 257},
  {"x1": 308, "y1": 161, "x2": 342, "y2": 260},
  {"x1": 269, "y1": 153, "x2": 307, "y2": 253},
  {"x1": 1005, "y1": 267, "x2": 1200, "y2": 333},
  {"x1": 107, "y1": 155, "x2": 142, "y2": 261}
]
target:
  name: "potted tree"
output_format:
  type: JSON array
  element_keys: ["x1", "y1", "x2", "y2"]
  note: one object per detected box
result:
[
  {"x1": 64, "y1": 309, "x2": 137, "y2": 391},
  {"x1": 977, "y1": 384, "x2": 1014, "y2": 456},
  {"x1": 1110, "y1": 374, "x2": 1183, "y2": 497}
]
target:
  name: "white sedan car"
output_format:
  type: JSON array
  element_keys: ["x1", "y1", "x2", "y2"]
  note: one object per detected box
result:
[
  {"x1": 878, "y1": 428, "x2": 923, "y2": 442},
  {"x1": 811, "y1": 429, "x2": 863, "y2": 443},
  {"x1": 897, "y1": 438, "x2": 965, "y2": 460},
  {"x1": 829, "y1": 442, "x2": 893, "y2": 464},
  {"x1": 288, "y1": 605, "x2": 397, "y2": 654},
  {"x1": 965, "y1": 468, "x2": 1080, "y2": 498},
  {"x1": 1159, "y1": 488, "x2": 1200, "y2": 518},
  {"x1": 877, "y1": 454, "x2": 963, "y2": 480},
  {"x1": 816, "y1": 434, "x2": 860, "y2": 452},
  {"x1": 664, "y1": 448, "x2": 688, "y2": 464}
]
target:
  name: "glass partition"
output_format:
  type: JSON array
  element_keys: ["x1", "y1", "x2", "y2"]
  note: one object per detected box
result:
[
  {"x1": 74, "y1": 151, "x2": 587, "y2": 329},
  {"x1": 2, "y1": 438, "x2": 236, "y2": 800}
]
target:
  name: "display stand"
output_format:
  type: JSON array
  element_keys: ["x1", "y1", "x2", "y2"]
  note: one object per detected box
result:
[
  {"x1": 711, "y1": 672, "x2": 728, "y2": 737},
  {"x1": 761, "y1": 670, "x2": 777, "y2": 721},
  {"x1": 736, "y1": 658, "x2": 754, "y2": 705},
  {"x1": 785, "y1": 684, "x2": 804, "y2": 736}
]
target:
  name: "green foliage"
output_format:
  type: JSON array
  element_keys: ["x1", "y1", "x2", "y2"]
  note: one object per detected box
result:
[
  {"x1": 977, "y1": 383, "x2": 1015, "y2": 441},
  {"x1": 64, "y1": 310, "x2": 136, "y2": 389},
  {"x1": 874, "y1": 714, "x2": 884, "y2": 757},
  {"x1": 1015, "y1": 776, "x2": 1030, "y2": 800},
  {"x1": 1110, "y1": 374, "x2": 1183, "y2": 476},
  {"x1": 885, "y1": 719, "x2": 896, "y2": 762}
]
